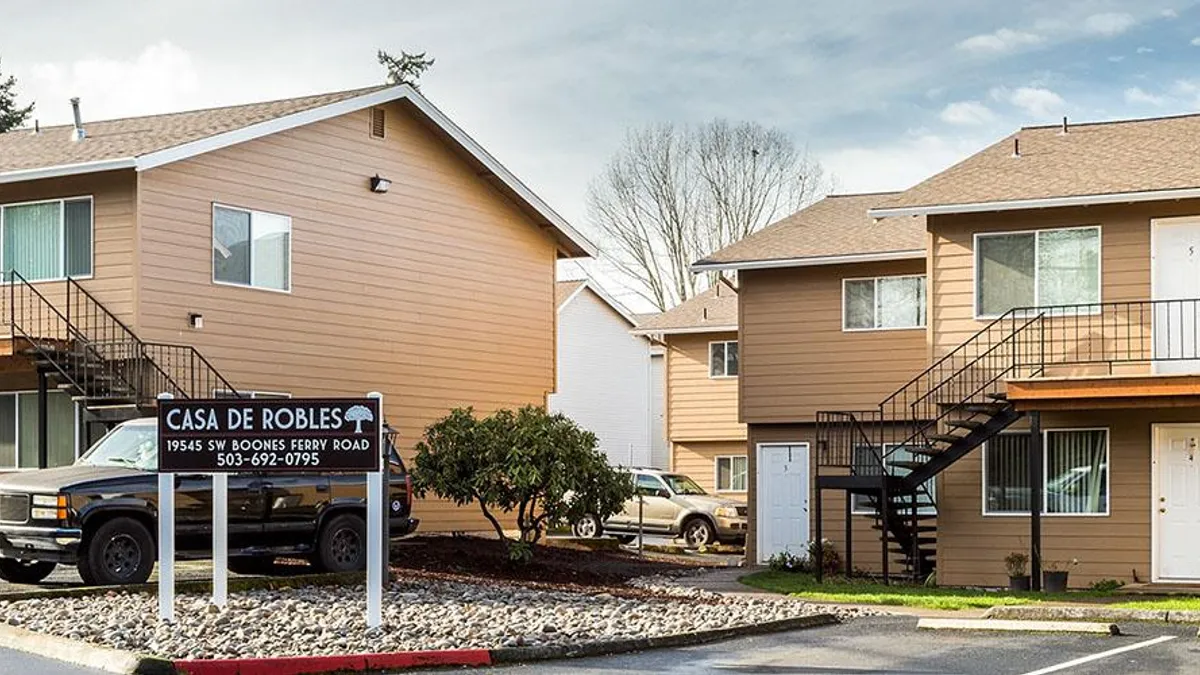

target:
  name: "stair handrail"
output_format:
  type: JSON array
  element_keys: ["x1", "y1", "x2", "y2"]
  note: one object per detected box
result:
[{"x1": 142, "y1": 341, "x2": 241, "y2": 399}]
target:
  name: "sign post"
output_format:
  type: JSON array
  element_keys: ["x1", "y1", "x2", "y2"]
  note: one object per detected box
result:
[
  {"x1": 366, "y1": 391, "x2": 383, "y2": 629},
  {"x1": 212, "y1": 473, "x2": 228, "y2": 608},
  {"x1": 157, "y1": 393, "x2": 175, "y2": 622}
]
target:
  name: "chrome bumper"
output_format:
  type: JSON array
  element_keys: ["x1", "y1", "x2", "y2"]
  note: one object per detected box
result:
[{"x1": 0, "y1": 525, "x2": 83, "y2": 561}]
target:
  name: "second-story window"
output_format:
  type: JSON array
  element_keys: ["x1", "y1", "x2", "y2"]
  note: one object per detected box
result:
[
  {"x1": 709, "y1": 340, "x2": 739, "y2": 378},
  {"x1": 213, "y1": 204, "x2": 291, "y2": 292},
  {"x1": 0, "y1": 197, "x2": 93, "y2": 282},
  {"x1": 843, "y1": 275, "x2": 926, "y2": 331},
  {"x1": 976, "y1": 226, "x2": 1100, "y2": 318}
]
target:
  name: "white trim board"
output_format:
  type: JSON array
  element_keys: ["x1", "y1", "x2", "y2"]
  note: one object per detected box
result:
[
  {"x1": 557, "y1": 279, "x2": 639, "y2": 327},
  {"x1": 1, "y1": 86, "x2": 597, "y2": 259},
  {"x1": 870, "y1": 187, "x2": 1200, "y2": 218},
  {"x1": 691, "y1": 249, "x2": 925, "y2": 273},
  {"x1": 630, "y1": 325, "x2": 739, "y2": 337}
]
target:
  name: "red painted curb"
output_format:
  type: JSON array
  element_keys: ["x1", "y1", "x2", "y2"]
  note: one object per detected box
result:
[{"x1": 173, "y1": 648, "x2": 493, "y2": 675}]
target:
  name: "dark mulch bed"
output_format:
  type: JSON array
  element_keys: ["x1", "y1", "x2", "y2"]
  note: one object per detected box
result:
[{"x1": 387, "y1": 535, "x2": 704, "y2": 587}]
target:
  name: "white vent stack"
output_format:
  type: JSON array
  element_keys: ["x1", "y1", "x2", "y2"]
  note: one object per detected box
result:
[{"x1": 70, "y1": 97, "x2": 86, "y2": 141}]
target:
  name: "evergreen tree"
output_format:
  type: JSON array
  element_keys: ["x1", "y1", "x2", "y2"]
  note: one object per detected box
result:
[
  {"x1": 0, "y1": 58, "x2": 34, "y2": 133},
  {"x1": 377, "y1": 49, "x2": 435, "y2": 90}
]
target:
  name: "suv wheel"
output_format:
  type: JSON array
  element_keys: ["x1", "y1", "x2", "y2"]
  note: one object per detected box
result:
[
  {"x1": 682, "y1": 517, "x2": 715, "y2": 549},
  {"x1": 78, "y1": 517, "x2": 155, "y2": 586},
  {"x1": 315, "y1": 513, "x2": 367, "y2": 573},
  {"x1": 571, "y1": 514, "x2": 602, "y2": 539},
  {"x1": 0, "y1": 559, "x2": 57, "y2": 584}
]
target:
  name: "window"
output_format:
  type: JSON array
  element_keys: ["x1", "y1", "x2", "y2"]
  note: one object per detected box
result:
[
  {"x1": 715, "y1": 456, "x2": 748, "y2": 492},
  {"x1": 635, "y1": 473, "x2": 669, "y2": 497},
  {"x1": 213, "y1": 205, "x2": 291, "y2": 291},
  {"x1": 983, "y1": 428, "x2": 1109, "y2": 515},
  {"x1": 975, "y1": 227, "x2": 1100, "y2": 318},
  {"x1": 0, "y1": 391, "x2": 80, "y2": 470},
  {"x1": 843, "y1": 275, "x2": 926, "y2": 331},
  {"x1": 851, "y1": 444, "x2": 937, "y2": 515},
  {"x1": 0, "y1": 197, "x2": 92, "y2": 282},
  {"x1": 709, "y1": 341, "x2": 739, "y2": 377}
]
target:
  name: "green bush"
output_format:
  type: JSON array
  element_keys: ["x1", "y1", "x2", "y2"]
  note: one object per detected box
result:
[
  {"x1": 766, "y1": 540, "x2": 841, "y2": 576},
  {"x1": 1090, "y1": 578, "x2": 1124, "y2": 592},
  {"x1": 412, "y1": 406, "x2": 634, "y2": 562},
  {"x1": 767, "y1": 550, "x2": 806, "y2": 573}
]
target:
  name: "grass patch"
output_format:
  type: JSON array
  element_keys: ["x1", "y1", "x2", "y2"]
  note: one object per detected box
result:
[{"x1": 1112, "y1": 598, "x2": 1200, "y2": 611}]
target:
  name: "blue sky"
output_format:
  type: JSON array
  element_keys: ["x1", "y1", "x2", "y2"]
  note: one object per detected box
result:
[{"x1": 3, "y1": 0, "x2": 1200, "y2": 305}]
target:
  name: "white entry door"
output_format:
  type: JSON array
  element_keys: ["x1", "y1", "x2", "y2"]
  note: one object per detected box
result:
[
  {"x1": 1152, "y1": 217, "x2": 1200, "y2": 373},
  {"x1": 1154, "y1": 425, "x2": 1200, "y2": 581},
  {"x1": 756, "y1": 443, "x2": 810, "y2": 564}
]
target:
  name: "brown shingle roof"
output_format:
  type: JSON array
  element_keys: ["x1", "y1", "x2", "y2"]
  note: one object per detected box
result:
[
  {"x1": 633, "y1": 280, "x2": 738, "y2": 334},
  {"x1": 879, "y1": 113, "x2": 1200, "y2": 213},
  {"x1": 555, "y1": 280, "x2": 586, "y2": 308},
  {"x1": 0, "y1": 86, "x2": 388, "y2": 174},
  {"x1": 694, "y1": 193, "x2": 925, "y2": 269}
]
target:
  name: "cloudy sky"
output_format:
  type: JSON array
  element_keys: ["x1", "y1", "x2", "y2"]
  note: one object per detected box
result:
[{"x1": 3, "y1": 0, "x2": 1200, "y2": 305}]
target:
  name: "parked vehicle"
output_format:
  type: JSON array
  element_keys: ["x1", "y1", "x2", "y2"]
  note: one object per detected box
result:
[
  {"x1": 572, "y1": 468, "x2": 747, "y2": 548},
  {"x1": 0, "y1": 418, "x2": 418, "y2": 586}
]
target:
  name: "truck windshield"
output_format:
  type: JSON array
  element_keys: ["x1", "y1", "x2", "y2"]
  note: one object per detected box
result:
[
  {"x1": 78, "y1": 423, "x2": 158, "y2": 471},
  {"x1": 662, "y1": 474, "x2": 707, "y2": 496}
]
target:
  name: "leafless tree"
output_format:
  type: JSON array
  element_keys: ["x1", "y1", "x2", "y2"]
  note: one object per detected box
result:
[{"x1": 587, "y1": 119, "x2": 829, "y2": 311}]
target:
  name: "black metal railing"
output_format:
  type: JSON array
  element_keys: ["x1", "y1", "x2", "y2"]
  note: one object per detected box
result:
[
  {"x1": 2, "y1": 273, "x2": 239, "y2": 406},
  {"x1": 819, "y1": 297, "x2": 1200, "y2": 476}
]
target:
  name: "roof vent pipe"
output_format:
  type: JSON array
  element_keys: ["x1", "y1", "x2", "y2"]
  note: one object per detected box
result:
[
  {"x1": 1012, "y1": 136, "x2": 1020, "y2": 158},
  {"x1": 1061, "y1": 116, "x2": 1068, "y2": 134},
  {"x1": 31, "y1": 120, "x2": 39, "y2": 135},
  {"x1": 703, "y1": 307, "x2": 709, "y2": 320},
  {"x1": 70, "y1": 97, "x2": 85, "y2": 141}
]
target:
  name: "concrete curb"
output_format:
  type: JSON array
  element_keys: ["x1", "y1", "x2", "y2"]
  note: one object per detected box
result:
[
  {"x1": 489, "y1": 613, "x2": 838, "y2": 664},
  {"x1": 918, "y1": 617, "x2": 1119, "y2": 635},
  {"x1": 174, "y1": 649, "x2": 492, "y2": 675},
  {"x1": 0, "y1": 623, "x2": 173, "y2": 674},
  {"x1": 985, "y1": 605, "x2": 1200, "y2": 624},
  {"x1": 0, "y1": 571, "x2": 365, "y2": 602}
]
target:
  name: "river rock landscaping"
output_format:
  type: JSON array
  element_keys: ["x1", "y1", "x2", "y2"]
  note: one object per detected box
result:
[{"x1": 0, "y1": 575, "x2": 877, "y2": 660}]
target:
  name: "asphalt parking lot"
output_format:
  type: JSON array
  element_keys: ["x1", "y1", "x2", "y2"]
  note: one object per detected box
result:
[{"x1": 420, "y1": 616, "x2": 1200, "y2": 675}]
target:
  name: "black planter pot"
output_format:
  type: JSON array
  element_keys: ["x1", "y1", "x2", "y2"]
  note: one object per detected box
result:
[
  {"x1": 1008, "y1": 575, "x2": 1031, "y2": 591},
  {"x1": 1043, "y1": 571, "x2": 1069, "y2": 593}
]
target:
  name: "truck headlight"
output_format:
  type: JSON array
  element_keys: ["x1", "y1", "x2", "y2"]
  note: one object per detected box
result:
[
  {"x1": 714, "y1": 506, "x2": 740, "y2": 518},
  {"x1": 31, "y1": 494, "x2": 68, "y2": 520}
]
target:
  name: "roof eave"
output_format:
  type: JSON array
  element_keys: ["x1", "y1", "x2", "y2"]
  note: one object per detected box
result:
[
  {"x1": 630, "y1": 324, "x2": 738, "y2": 336},
  {"x1": 869, "y1": 187, "x2": 1200, "y2": 218},
  {"x1": 691, "y1": 249, "x2": 926, "y2": 273},
  {"x1": 0, "y1": 158, "x2": 137, "y2": 185}
]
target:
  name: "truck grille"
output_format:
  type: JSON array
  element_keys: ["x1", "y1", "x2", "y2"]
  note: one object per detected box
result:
[{"x1": 0, "y1": 494, "x2": 28, "y2": 523}]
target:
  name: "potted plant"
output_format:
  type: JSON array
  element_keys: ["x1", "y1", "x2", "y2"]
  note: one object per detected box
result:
[
  {"x1": 1043, "y1": 558, "x2": 1079, "y2": 593},
  {"x1": 1004, "y1": 551, "x2": 1030, "y2": 591}
]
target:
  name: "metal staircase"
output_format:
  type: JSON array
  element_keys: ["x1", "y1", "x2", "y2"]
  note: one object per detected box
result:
[{"x1": 5, "y1": 272, "x2": 239, "y2": 426}]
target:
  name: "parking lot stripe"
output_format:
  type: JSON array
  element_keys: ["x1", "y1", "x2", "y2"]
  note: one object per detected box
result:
[{"x1": 1020, "y1": 635, "x2": 1177, "y2": 675}]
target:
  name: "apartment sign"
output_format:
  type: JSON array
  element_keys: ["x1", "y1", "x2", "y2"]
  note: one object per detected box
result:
[{"x1": 157, "y1": 398, "x2": 382, "y2": 473}]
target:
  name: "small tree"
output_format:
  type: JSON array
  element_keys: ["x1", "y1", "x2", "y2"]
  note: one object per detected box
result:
[
  {"x1": 377, "y1": 49, "x2": 435, "y2": 89},
  {"x1": 412, "y1": 406, "x2": 633, "y2": 562},
  {"x1": 0, "y1": 58, "x2": 34, "y2": 133}
]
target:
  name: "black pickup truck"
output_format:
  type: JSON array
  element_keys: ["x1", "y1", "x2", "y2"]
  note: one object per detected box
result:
[{"x1": 0, "y1": 417, "x2": 418, "y2": 586}]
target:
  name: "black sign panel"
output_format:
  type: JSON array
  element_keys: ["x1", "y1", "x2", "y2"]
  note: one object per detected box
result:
[{"x1": 157, "y1": 398, "x2": 381, "y2": 473}]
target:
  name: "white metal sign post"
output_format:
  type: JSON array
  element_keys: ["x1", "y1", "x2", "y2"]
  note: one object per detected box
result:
[
  {"x1": 366, "y1": 391, "x2": 384, "y2": 629},
  {"x1": 212, "y1": 473, "x2": 228, "y2": 608},
  {"x1": 157, "y1": 392, "x2": 175, "y2": 622}
]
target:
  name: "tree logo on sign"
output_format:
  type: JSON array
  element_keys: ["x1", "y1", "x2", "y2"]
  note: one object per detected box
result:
[{"x1": 345, "y1": 405, "x2": 375, "y2": 434}]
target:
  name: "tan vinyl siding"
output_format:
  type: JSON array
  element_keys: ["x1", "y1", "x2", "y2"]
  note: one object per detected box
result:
[
  {"x1": 665, "y1": 331, "x2": 745, "y2": 442},
  {"x1": 739, "y1": 261, "x2": 929, "y2": 423},
  {"x1": 0, "y1": 170, "x2": 137, "y2": 325},
  {"x1": 135, "y1": 102, "x2": 558, "y2": 532},
  {"x1": 671, "y1": 440, "x2": 747, "y2": 499}
]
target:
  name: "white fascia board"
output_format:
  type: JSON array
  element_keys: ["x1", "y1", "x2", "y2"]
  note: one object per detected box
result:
[
  {"x1": 558, "y1": 280, "x2": 640, "y2": 327},
  {"x1": 0, "y1": 158, "x2": 136, "y2": 185},
  {"x1": 630, "y1": 325, "x2": 738, "y2": 336},
  {"x1": 869, "y1": 187, "x2": 1200, "y2": 218},
  {"x1": 690, "y1": 249, "x2": 925, "y2": 273},
  {"x1": 132, "y1": 84, "x2": 598, "y2": 258}
]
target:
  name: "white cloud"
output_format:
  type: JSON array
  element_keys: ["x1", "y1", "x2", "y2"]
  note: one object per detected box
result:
[
  {"x1": 1136, "y1": 46, "x2": 1155, "y2": 54},
  {"x1": 1082, "y1": 12, "x2": 1136, "y2": 36},
  {"x1": 1162, "y1": 9, "x2": 1179, "y2": 19},
  {"x1": 821, "y1": 132, "x2": 990, "y2": 194},
  {"x1": 22, "y1": 42, "x2": 202, "y2": 125},
  {"x1": 939, "y1": 101, "x2": 997, "y2": 126},
  {"x1": 1124, "y1": 86, "x2": 1165, "y2": 105},
  {"x1": 956, "y1": 28, "x2": 1043, "y2": 54},
  {"x1": 1108, "y1": 55, "x2": 1125, "y2": 62},
  {"x1": 1191, "y1": 37, "x2": 1200, "y2": 46},
  {"x1": 991, "y1": 86, "x2": 1065, "y2": 119}
]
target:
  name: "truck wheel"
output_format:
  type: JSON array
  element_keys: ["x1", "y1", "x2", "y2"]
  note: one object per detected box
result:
[
  {"x1": 0, "y1": 559, "x2": 57, "y2": 584},
  {"x1": 682, "y1": 517, "x2": 715, "y2": 549},
  {"x1": 571, "y1": 514, "x2": 602, "y2": 539},
  {"x1": 315, "y1": 513, "x2": 367, "y2": 573},
  {"x1": 228, "y1": 556, "x2": 276, "y2": 576},
  {"x1": 78, "y1": 517, "x2": 154, "y2": 586}
]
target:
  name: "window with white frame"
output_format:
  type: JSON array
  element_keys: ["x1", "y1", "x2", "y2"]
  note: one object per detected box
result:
[
  {"x1": 843, "y1": 275, "x2": 926, "y2": 331},
  {"x1": 715, "y1": 455, "x2": 748, "y2": 491},
  {"x1": 975, "y1": 227, "x2": 1100, "y2": 318},
  {"x1": 0, "y1": 391, "x2": 80, "y2": 469},
  {"x1": 851, "y1": 444, "x2": 937, "y2": 515},
  {"x1": 212, "y1": 205, "x2": 291, "y2": 291},
  {"x1": 983, "y1": 428, "x2": 1109, "y2": 515},
  {"x1": 0, "y1": 197, "x2": 93, "y2": 282},
  {"x1": 709, "y1": 341, "x2": 739, "y2": 377}
]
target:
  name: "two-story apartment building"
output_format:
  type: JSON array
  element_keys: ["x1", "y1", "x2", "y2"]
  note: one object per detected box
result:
[
  {"x1": 633, "y1": 279, "x2": 747, "y2": 498},
  {"x1": 0, "y1": 84, "x2": 594, "y2": 532},
  {"x1": 702, "y1": 114, "x2": 1200, "y2": 589}
]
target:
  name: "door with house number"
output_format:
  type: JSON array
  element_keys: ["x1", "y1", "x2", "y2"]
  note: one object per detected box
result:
[
  {"x1": 1152, "y1": 218, "x2": 1200, "y2": 373},
  {"x1": 756, "y1": 443, "x2": 809, "y2": 564},
  {"x1": 1155, "y1": 426, "x2": 1200, "y2": 581}
]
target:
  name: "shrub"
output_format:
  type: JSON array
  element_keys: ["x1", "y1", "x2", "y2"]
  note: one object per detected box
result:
[
  {"x1": 1004, "y1": 551, "x2": 1029, "y2": 578},
  {"x1": 767, "y1": 550, "x2": 806, "y2": 573},
  {"x1": 1090, "y1": 578, "x2": 1124, "y2": 592},
  {"x1": 806, "y1": 538, "x2": 842, "y2": 576},
  {"x1": 412, "y1": 406, "x2": 634, "y2": 562}
]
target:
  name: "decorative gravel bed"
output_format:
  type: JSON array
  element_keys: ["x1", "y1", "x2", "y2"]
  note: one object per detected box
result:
[{"x1": 0, "y1": 576, "x2": 877, "y2": 660}]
